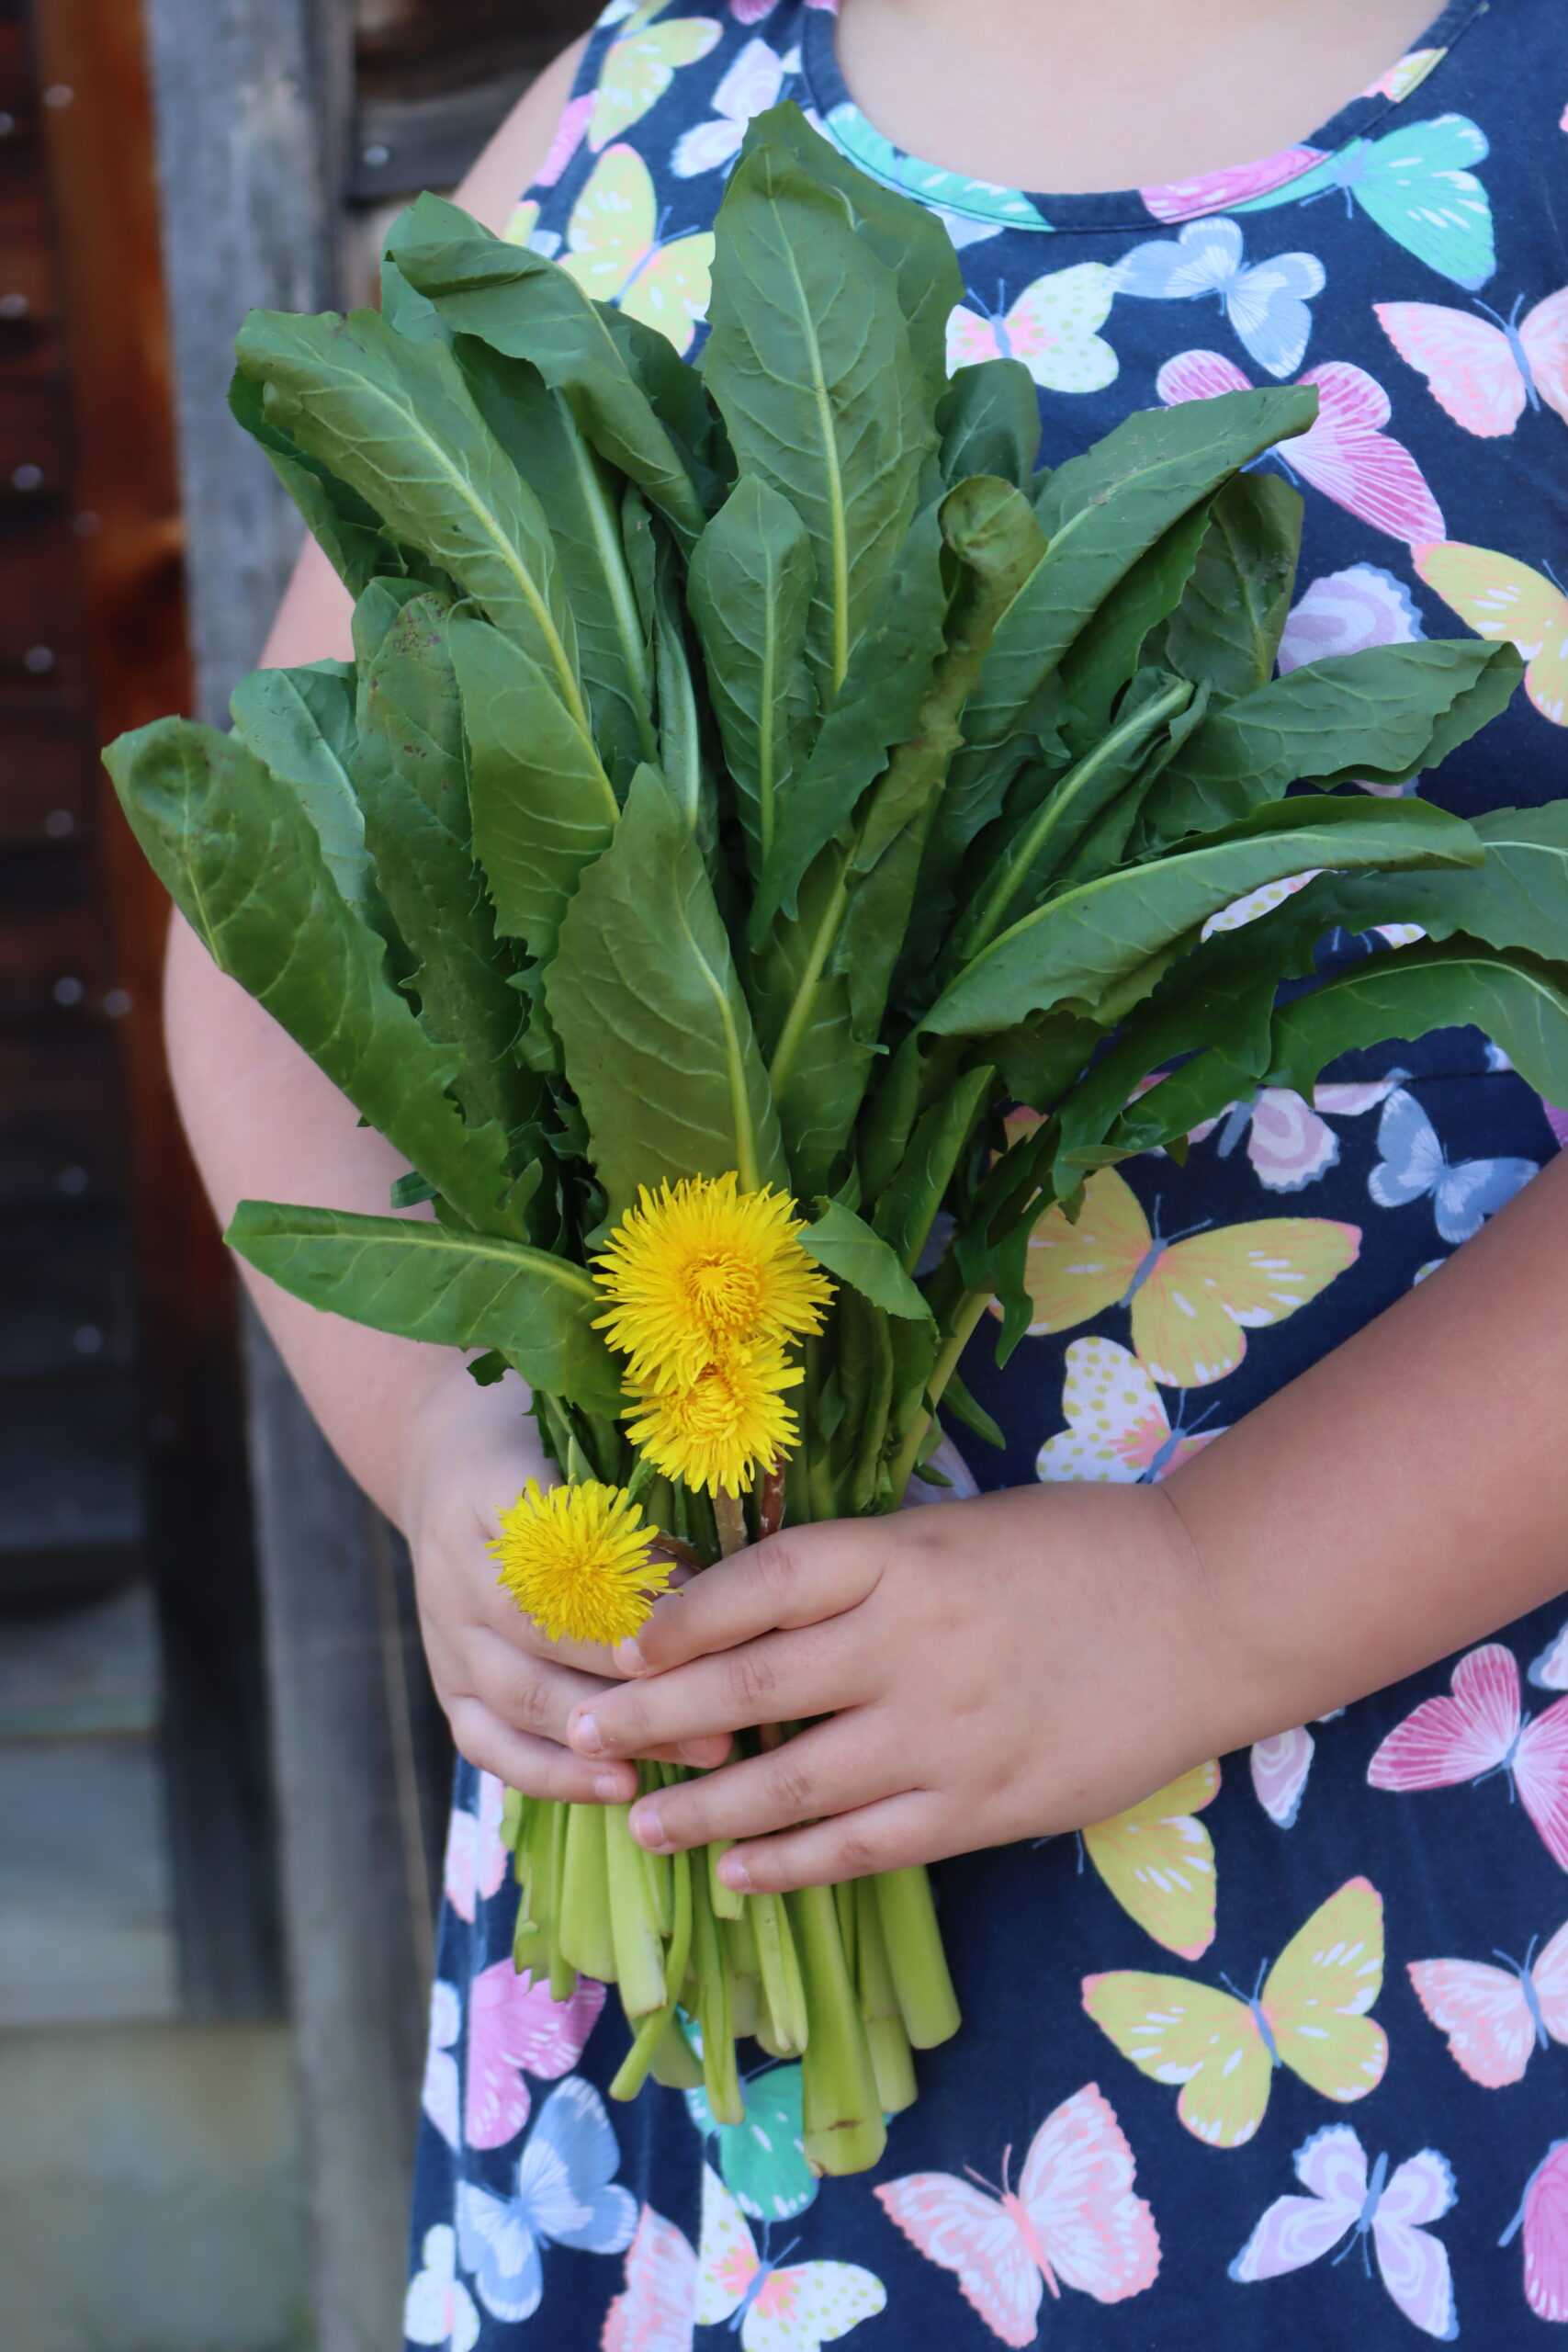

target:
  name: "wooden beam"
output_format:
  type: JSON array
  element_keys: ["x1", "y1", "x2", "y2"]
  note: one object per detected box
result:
[{"x1": 30, "y1": 0, "x2": 283, "y2": 2021}]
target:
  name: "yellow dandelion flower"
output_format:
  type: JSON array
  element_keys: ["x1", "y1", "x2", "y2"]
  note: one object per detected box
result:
[
  {"x1": 489, "y1": 1479, "x2": 671, "y2": 1648},
  {"x1": 626, "y1": 1346, "x2": 802, "y2": 1498},
  {"x1": 593, "y1": 1173, "x2": 833, "y2": 1389}
]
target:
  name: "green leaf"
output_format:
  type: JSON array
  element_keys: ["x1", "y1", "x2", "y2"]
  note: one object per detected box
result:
[
  {"x1": 1140, "y1": 640, "x2": 1522, "y2": 842},
  {"x1": 924, "y1": 386, "x2": 1317, "y2": 886},
  {"x1": 1314, "y1": 802, "x2": 1568, "y2": 963},
  {"x1": 801, "y1": 1201, "x2": 931, "y2": 1320},
  {"x1": 229, "y1": 661, "x2": 375, "y2": 922},
  {"x1": 225, "y1": 1202, "x2": 623, "y2": 1415},
  {"x1": 1050, "y1": 504, "x2": 1213, "y2": 752},
  {"x1": 687, "y1": 478, "x2": 816, "y2": 878},
  {"x1": 105, "y1": 719, "x2": 529, "y2": 1238},
  {"x1": 1160, "y1": 473, "x2": 1303, "y2": 701},
  {"x1": 388, "y1": 194, "x2": 711, "y2": 548},
  {"x1": 941, "y1": 1368, "x2": 1005, "y2": 1451},
  {"x1": 1268, "y1": 941, "x2": 1568, "y2": 1108},
  {"x1": 458, "y1": 341, "x2": 659, "y2": 788},
  {"x1": 547, "y1": 768, "x2": 788, "y2": 1219},
  {"x1": 936, "y1": 361, "x2": 1042, "y2": 491},
  {"x1": 234, "y1": 307, "x2": 589, "y2": 729},
  {"x1": 227, "y1": 370, "x2": 425, "y2": 596},
  {"x1": 924, "y1": 796, "x2": 1483, "y2": 1040},
  {"x1": 739, "y1": 103, "x2": 964, "y2": 417},
  {"x1": 450, "y1": 613, "x2": 621, "y2": 965},
  {"x1": 758, "y1": 481, "x2": 1046, "y2": 1195},
  {"x1": 950, "y1": 670, "x2": 1196, "y2": 967},
  {"x1": 751, "y1": 503, "x2": 949, "y2": 938},
  {"x1": 704, "y1": 130, "x2": 934, "y2": 705},
  {"x1": 651, "y1": 529, "x2": 716, "y2": 848},
  {"x1": 353, "y1": 594, "x2": 540, "y2": 1139}
]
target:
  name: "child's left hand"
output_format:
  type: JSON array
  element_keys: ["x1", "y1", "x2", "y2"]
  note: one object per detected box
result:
[{"x1": 564, "y1": 1480, "x2": 1267, "y2": 1893}]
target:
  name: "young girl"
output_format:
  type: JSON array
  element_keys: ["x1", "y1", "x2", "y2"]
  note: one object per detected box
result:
[{"x1": 171, "y1": 2, "x2": 1568, "y2": 2343}]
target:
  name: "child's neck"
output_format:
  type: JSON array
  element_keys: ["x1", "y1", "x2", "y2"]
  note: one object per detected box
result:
[{"x1": 836, "y1": 0, "x2": 1443, "y2": 192}]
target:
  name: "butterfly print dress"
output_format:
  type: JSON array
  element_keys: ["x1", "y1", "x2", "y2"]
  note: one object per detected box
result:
[{"x1": 409, "y1": 5, "x2": 1568, "y2": 2344}]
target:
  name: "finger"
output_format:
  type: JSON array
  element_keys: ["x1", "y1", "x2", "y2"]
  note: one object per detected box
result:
[
  {"x1": 626, "y1": 1716, "x2": 900, "y2": 1853},
  {"x1": 644, "y1": 1735, "x2": 734, "y2": 1769},
  {"x1": 467, "y1": 1627, "x2": 624, "y2": 1749},
  {"x1": 717, "y1": 1792, "x2": 951, "y2": 1894},
  {"x1": 614, "y1": 1524, "x2": 886, "y2": 1679},
  {"x1": 569, "y1": 1623, "x2": 864, "y2": 1759},
  {"x1": 476, "y1": 1583, "x2": 637, "y2": 1679},
  {"x1": 446, "y1": 1697, "x2": 637, "y2": 1804}
]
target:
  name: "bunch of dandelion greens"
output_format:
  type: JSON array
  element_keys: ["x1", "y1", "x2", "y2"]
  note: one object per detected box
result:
[{"x1": 106, "y1": 98, "x2": 1568, "y2": 2172}]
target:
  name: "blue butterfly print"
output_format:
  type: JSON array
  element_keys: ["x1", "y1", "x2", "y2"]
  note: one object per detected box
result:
[
  {"x1": 1368, "y1": 1088, "x2": 1537, "y2": 1245},
  {"x1": 1236, "y1": 114, "x2": 1495, "y2": 291},
  {"x1": 1111, "y1": 216, "x2": 1324, "y2": 378},
  {"x1": 456, "y1": 2077, "x2": 637, "y2": 2323}
]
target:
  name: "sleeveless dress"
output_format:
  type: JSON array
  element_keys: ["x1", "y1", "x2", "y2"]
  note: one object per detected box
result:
[{"x1": 405, "y1": 6, "x2": 1568, "y2": 2344}]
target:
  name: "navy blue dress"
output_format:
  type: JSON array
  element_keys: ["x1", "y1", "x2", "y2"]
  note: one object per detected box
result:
[{"x1": 405, "y1": 6, "x2": 1568, "y2": 2343}]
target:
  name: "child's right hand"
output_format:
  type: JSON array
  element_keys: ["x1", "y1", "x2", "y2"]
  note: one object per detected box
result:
[{"x1": 400, "y1": 1360, "x2": 729, "y2": 1803}]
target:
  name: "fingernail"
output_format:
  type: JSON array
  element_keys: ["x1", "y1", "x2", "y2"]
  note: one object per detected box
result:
[
  {"x1": 617, "y1": 1638, "x2": 646, "y2": 1675},
  {"x1": 572, "y1": 1712, "x2": 603, "y2": 1756},
  {"x1": 717, "y1": 1854, "x2": 751, "y2": 1893},
  {"x1": 629, "y1": 1803, "x2": 670, "y2": 1852},
  {"x1": 595, "y1": 1772, "x2": 626, "y2": 1803}
]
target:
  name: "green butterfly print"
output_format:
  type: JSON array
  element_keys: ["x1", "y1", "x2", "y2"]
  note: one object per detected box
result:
[
  {"x1": 684, "y1": 2061, "x2": 818, "y2": 2223},
  {"x1": 824, "y1": 102, "x2": 1052, "y2": 233},
  {"x1": 1237, "y1": 113, "x2": 1495, "y2": 291}
]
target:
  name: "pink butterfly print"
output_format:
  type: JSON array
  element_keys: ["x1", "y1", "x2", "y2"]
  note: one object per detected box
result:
[
  {"x1": 1249, "y1": 1711, "x2": 1341, "y2": 1827},
  {"x1": 875, "y1": 2085, "x2": 1159, "y2": 2344},
  {"x1": 604, "y1": 2206, "x2": 697, "y2": 2352},
  {"x1": 1156, "y1": 350, "x2": 1446, "y2": 544},
  {"x1": 1377, "y1": 290, "x2": 1568, "y2": 437},
  {"x1": 1279, "y1": 563, "x2": 1425, "y2": 673},
  {"x1": 465, "y1": 1960, "x2": 605, "y2": 2151},
  {"x1": 1532, "y1": 1617, "x2": 1568, "y2": 1691},
  {"x1": 1230, "y1": 2124, "x2": 1458, "y2": 2340},
  {"x1": 1140, "y1": 146, "x2": 1327, "y2": 225},
  {"x1": 423, "y1": 1979, "x2": 462, "y2": 2150},
  {"x1": 1545, "y1": 1104, "x2": 1568, "y2": 1153},
  {"x1": 728, "y1": 0, "x2": 777, "y2": 17},
  {"x1": 1409, "y1": 1918, "x2": 1568, "y2": 2088},
  {"x1": 536, "y1": 91, "x2": 593, "y2": 189},
  {"x1": 1190, "y1": 1080, "x2": 1400, "y2": 1194},
  {"x1": 1368, "y1": 1643, "x2": 1568, "y2": 1870},
  {"x1": 442, "y1": 1770, "x2": 509, "y2": 1923},
  {"x1": 1502, "y1": 2141, "x2": 1568, "y2": 2325}
]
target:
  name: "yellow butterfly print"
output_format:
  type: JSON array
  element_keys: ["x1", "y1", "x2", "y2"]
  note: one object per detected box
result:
[
  {"x1": 1082, "y1": 1877, "x2": 1388, "y2": 2149},
  {"x1": 1011, "y1": 1166, "x2": 1360, "y2": 1388},
  {"x1": 1413, "y1": 540, "x2": 1568, "y2": 727},
  {"x1": 1082, "y1": 1760, "x2": 1220, "y2": 1959},
  {"x1": 591, "y1": 5, "x2": 723, "y2": 152},
  {"x1": 558, "y1": 147, "x2": 716, "y2": 356}
]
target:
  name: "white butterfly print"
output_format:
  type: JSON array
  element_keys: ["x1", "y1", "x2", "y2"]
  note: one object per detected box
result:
[
  {"x1": 671, "y1": 38, "x2": 795, "y2": 177},
  {"x1": 1230, "y1": 2124, "x2": 1459, "y2": 2340},
  {"x1": 457, "y1": 2077, "x2": 636, "y2": 2322},
  {"x1": 1113, "y1": 216, "x2": 1325, "y2": 378},
  {"x1": 697, "y1": 2165, "x2": 886, "y2": 2349},
  {"x1": 1410, "y1": 1918, "x2": 1568, "y2": 2086},
  {"x1": 946, "y1": 264, "x2": 1118, "y2": 393},
  {"x1": 1532, "y1": 1619, "x2": 1568, "y2": 1692},
  {"x1": 1035, "y1": 1337, "x2": 1225, "y2": 1487},
  {"x1": 405, "y1": 2222, "x2": 480, "y2": 2352},
  {"x1": 423, "y1": 1979, "x2": 461, "y2": 2151}
]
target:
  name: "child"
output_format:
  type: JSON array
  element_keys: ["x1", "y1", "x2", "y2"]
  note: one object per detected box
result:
[{"x1": 169, "y1": 3, "x2": 1568, "y2": 2343}]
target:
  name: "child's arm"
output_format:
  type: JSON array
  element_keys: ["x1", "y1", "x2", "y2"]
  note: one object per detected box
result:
[
  {"x1": 166, "y1": 35, "x2": 728, "y2": 1803},
  {"x1": 565, "y1": 1148, "x2": 1568, "y2": 1892}
]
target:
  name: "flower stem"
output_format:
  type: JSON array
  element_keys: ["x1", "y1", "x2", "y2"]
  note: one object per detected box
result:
[
  {"x1": 886, "y1": 1287, "x2": 991, "y2": 1500},
  {"x1": 855, "y1": 1877, "x2": 918, "y2": 2114},
  {"x1": 712, "y1": 1487, "x2": 749, "y2": 1557},
  {"x1": 558, "y1": 1801, "x2": 616, "y2": 1984},
  {"x1": 607, "y1": 1804, "x2": 669, "y2": 2018},
  {"x1": 789, "y1": 1883, "x2": 886, "y2": 2176},
  {"x1": 875, "y1": 1866, "x2": 961, "y2": 2048},
  {"x1": 752, "y1": 1888, "x2": 809, "y2": 2055},
  {"x1": 610, "y1": 1844, "x2": 694, "y2": 2103},
  {"x1": 692, "y1": 1857, "x2": 744, "y2": 2125}
]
